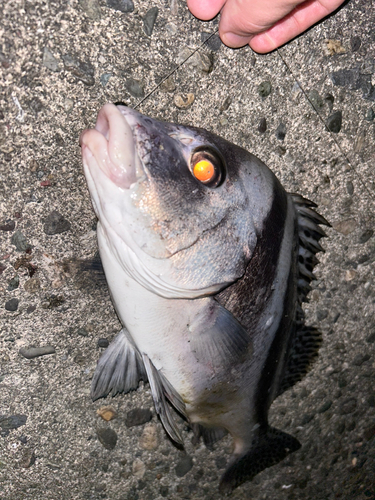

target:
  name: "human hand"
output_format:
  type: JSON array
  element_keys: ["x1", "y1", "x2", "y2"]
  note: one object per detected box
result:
[{"x1": 187, "y1": 0, "x2": 345, "y2": 53}]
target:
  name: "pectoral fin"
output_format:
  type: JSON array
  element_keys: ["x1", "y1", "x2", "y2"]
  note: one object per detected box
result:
[{"x1": 91, "y1": 329, "x2": 147, "y2": 401}]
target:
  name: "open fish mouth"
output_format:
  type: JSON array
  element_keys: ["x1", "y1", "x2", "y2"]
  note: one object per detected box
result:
[{"x1": 80, "y1": 103, "x2": 143, "y2": 190}]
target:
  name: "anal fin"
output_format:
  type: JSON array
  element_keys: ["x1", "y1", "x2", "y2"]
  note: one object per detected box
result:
[
  {"x1": 142, "y1": 353, "x2": 186, "y2": 446},
  {"x1": 219, "y1": 427, "x2": 301, "y2": 495},
  {"x1": 192, "y1": 424, "x2": 228, "y2": 450},
  {"x1": 91, "y1": 329, "x2": 147, "y2": 401}
]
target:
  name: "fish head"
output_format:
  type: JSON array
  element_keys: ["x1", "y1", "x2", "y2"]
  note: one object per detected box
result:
[{"x1": 80, "y1": 104, "x2": 276, "y2": 299}]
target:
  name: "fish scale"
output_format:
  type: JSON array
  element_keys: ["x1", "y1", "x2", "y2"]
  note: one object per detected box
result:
[{"x1": 80, "y1": 103, "x2": 329, "y2": 494}]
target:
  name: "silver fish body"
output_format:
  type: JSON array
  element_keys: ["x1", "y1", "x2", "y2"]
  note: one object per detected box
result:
[{"x1": 80, "y1": 104, "x2": 328, "y2": 493}]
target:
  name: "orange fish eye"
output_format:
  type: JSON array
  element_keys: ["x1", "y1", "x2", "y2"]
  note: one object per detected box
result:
[{"x1": 193, "y1": 160, "x2": 215, "y2": 182}]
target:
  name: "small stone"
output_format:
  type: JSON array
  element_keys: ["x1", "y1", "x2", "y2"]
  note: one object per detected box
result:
[
  {"x1": 308, "y1": 90, "x2": 324, "y2": 111},
  {"x1": 5, "y1": 298, "x2": 19, "y2": 311},
  {"x1": 160, "y1": 485, "x2": 169, "y2": 497},
  {"x1": 26, "y1": 305, "x2": 36, "y2": 314},
  {"x1": 258, "y1": 117, "x2": 267, "y2": 133},
  {"x1": 19, "y1": 449, "x2": 36, "y2": 468},
  {"x1": 335, "y1": 420, "x2": 345, "y2": 435},
  {"x1": 0, "y1": 220, "x2": 15, "y2": 231},
  {"x1": 125, "y1": 408, "x2": 152, "y2": 427},
  {"x1": 125, "y1": 78, "x2": 144, "y2": 98},
  {"x1": 100, "y1": 73, "x2": 112, "y2": 86},
  {"x1": 97, "y1": 406, "x2": 117, "y2": 421},
  {"x1": 346, "y1": 181, "x2": 354, "y2": 195},
  {"x1": 76, "y1": 327, "x2": 89, "y2": 337},
  {"x1": 367, "y1": 394, "x2": 375, "y2": 407},
  {"x1": 175, "y1": 455, "x2": 193, "y2": 477},
  {"x1": 139, "y1": 423, "x2": 159, "y2": 450},
  {"x1": 339, "y1": 398, "x2": 357, "y2": 415},
  {"x1": 317, "y1": 400, "x2": 332, "y2": 413},
  {"x1": 201, "y1": 32, "x2": 221, "y2": 52},
  {"x1": 363, "y1": 424, "x2": 375, "y2": 441},
  {"x1": 333, "y1": 218, "x2": 357, "y2": 235},
  {"x1": 350, "y1": 36, "x2": 361, "y2": 52},
  {"x1": 177, "y1": 48, "x2": 213, "y2": 73},
  {"x1": 63, "y1": 98, "x2": 74, "y2": 112},
  {"x1": 352, "y1": 354, "x2": 371, "y2": 366},
  {"x1": 41, "y1": 294, "x2": 65, "y2": 309},
  {"x1": 78, "y1": 0, "x2": 101, "y2": 20},
  {"x1": 106, "y1": 0, "x2": 134, "y2": 13},
  {"x1": 359, "y1": 229, "x2": 373, "y2": 244},
  {"x1": 0, "y1": 414, "x2": 27, "y2": 430},
  {"x1": 301, "y1": 413, "x2": 314, "y2": 425},
  {"x1": 324, "y1": 93, "x2": 334, "y2": 112},
  {"x1": 132, "y1": 458, "x2": 146, "y2": 478},
  {"x1": 43, "y1": 210, "x2": 71, "y2": 235},
  {"x1": 19, "y1": 346, "x2": 56, "y2": 359},
  {"x1": 324, "y1": 39, "x2": 346, "y2": 55},
  {"x1": 326, "y1": 111, "x2": 342, "y2": 133},
  {"x1": 174, "y1": 93, "x2": 195, "y2": 109},
  {"x1": 143, "y1": 7, "x2": 158, "y2": 36},
  {"x1": 73, "y1": 352, "x2": 86, "y2": 365},
  {"x1": 215, "y1": 456, "x2": 227, "y2": 469},
  {"x1": 96, "y1": 428, "x2": 117, "y2": 450},
  {"x1": 8, "y1": 276, "x2": 19, "y2": 291},
  {"x1": 275, "y1": 122, "x2": 286, "y2": 141},
  {"x1": 11, "y1": 231, "x2": 32, "y2": 252},
  {"x1": 43, "y1": 47, "x2": 59, "y2": 72},
  {"x1": 0, "y1": 263, "x2": 6, "y2": 275},
  {"x1": 97, "y1": 338, "x2": 109, "y2": 348},
  {"x1": 366, "y1": 331, "x2": 375, "y2": 343},
  {"x1": 63, "y1": 54, "x2": 95, "y2": 86},
  {"x1": 365, "y1": 107, "x2": 375, "y2": 121},
  {"x1": 258, "y1": 81, "x2": 272, "y2": 98},
  {"x1": 24, "y1": 277, "x2": 40, "y2": 294},
  {"x1": 345, "y1": 270, "x2": 357, "y2": 281},
  {"x1": 160, "y1": 76, "x2": 176, "y2": 93}
]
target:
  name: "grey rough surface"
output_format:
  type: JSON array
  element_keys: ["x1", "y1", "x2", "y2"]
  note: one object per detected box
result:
[{"x1": 0, "y1": 0, "x2": 374, "y2": 499}]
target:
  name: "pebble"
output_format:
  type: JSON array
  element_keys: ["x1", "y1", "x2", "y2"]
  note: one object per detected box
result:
[
  {"x1": 19, "y1": 449, "x2": 36, "y2": 468},
  {"x1": 317, "y1": 400, "x2": 332, "y2": 413},
  {"x1": 132, "y1": 458, "x2": 146, "y2": 478},
  {"x1": 63, "y1": 54, "x2": 95, "y2": 86},
  {"x1": 358, "y1": 229, "x2": 373, "y2": 244},
  {"x1": 43, "y1": 210, "x2": 71, "y2": 235},
  {"x1": 160, "y1": 485, "x2": 169, "y2": 497},
  {"x1": 363, "y1": 424, "x2": 375, "y2": 441},
  {"x1": 43, "y1": 47, "x2": 59, "y2": 72},
  {"x1": 19, "y1": 346, "x2": 56, "y2": 359},
  {"x1": 0, "y1": 263, "x2": 6, "y2": 275},
  {"x1": 97, "y1": 338, "x2": 109, "y2": 348},
  {"x1": 125, "y1": 78, "x2": 145, "y2": 98},
  {"x1": 258, "y1": 81, "x2": 272, "y2": 98},
  {"x1": 0, "y1": 414, "x2": 27, "y2": 430},
  {"x1": 324, "y1": 39, "x2": 346, "y2": 55},
  {"x1": 316, "y1": 309, "x2": 328, "y2": 321},
  {"x1": 258, "y1": 117, "x2": 267, "y2": 133},
  {"x1": 324, "y1": 93, "x2": 334, "y2": 112},
  {"x1": 41, "y1": 294, "x2": 65, "y2": 309},
  {"x1": 177, "y1": 48, "x2": 213, "y2": 73},
  {"x1": 352, "y1": 354, "x2": 371, "y2": 366},
  {"x1": 106, "y1": 0, "x2": 134, "y2": 13},
  {"x1": 201, "y1": 32, "x2": 222, "y2": 52},
  {"x1": 143, "y1": 7, "x2": 158, "y2": 36},
  {"x1": 275, "y1": 122, "x2": 286, "y2": 141},
  {"x1": 97, "y1": 406, "x2": 117, "y2": 421},
  {"x1": 96, "y1": 428, "x2": 118, "y2": 450},
  {"x1": 5, "y1": 298, "x2": 19, "y2": 311},
  {"x1": 100, "y1": 73, "x2": 112, "y2": 87},
  {"x1": 346, "y1": 181, "x2": 354, "y2": 195},
  {"x1": 365, "y1": 107, "x2": 375, "y2": 121},
  {"x1": 174, "y1": 93, "x2": 195, "y2": 109},
  {"x1": 0, "y1": 219, "x2": 15, "y2": 231},
  {"x1": 366, "y1": 331, "x2": 375, "y2": 343},
  {"x1": 24, "y1": 277, "x2": 40, "y2": 294},
  {"x1": 308, "y1": 90, "x2": 324, "y2": 111},
  {"x1": 11, "y1": 231, "x2": 32, "y2": 252},
  {"x1": 160, "y1": 76, "x2": 176, "y2": 93},
  {"x1": 219, "y1": 96, "x2": 232, "y2": 112},
  {"x1": 78, "y1": 0, "x2": 101, "y2": 20},
  {"x1": 8, "y1": 276, "x2": 19, "y2": 291},
  {"x1": 350, "y1": 36, "x2": 361, "y2": 52},
  {"x1": 125, "y1": 408, "x2": 152, "y2": 427},
  {"x1": 339, "y1": 398, "x2": 357, "y2": 415},
  {"x1": 139, "y1": 423, "x2": 159, "y2": 450},
  {"x1": 175, "y1": 455, "x2": 193, "y2": 477},
  {"x1": 333, "y1": 218, "x2": 357, "y2": 235},
  {"x1": 326, "y1": 111, "x2": 342, "y2": 133}
]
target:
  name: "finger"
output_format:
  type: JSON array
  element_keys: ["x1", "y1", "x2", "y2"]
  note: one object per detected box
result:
[
  {"x1": 249, "y1": 0, "x2": 345, "y2": 53},
  {"x1": 187, "y1": 0, "x2": 226, "y2": 21},
  {"x1": 219, "y1": 0, "x2": 305, "y2": 48}
]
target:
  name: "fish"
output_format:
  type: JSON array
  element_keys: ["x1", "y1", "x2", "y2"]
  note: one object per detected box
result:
[{"x1": 80, "y1": 103, "x2": 329, "y2": 494}]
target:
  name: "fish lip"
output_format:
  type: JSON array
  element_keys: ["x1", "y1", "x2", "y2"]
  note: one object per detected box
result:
[{"x1": 80, "y1": 103, "x2": 140, "y2": 190}]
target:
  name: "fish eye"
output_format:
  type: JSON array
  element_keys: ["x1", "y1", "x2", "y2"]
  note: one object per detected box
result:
[{"x1": 190, "y1": 147, "x2": 226, "y2": 188}]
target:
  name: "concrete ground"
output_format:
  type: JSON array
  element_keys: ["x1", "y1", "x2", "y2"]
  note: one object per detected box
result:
[{"x1": 0, "y1": 0, "x2": 374, "y2": 499}]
